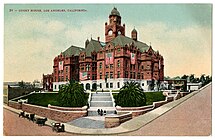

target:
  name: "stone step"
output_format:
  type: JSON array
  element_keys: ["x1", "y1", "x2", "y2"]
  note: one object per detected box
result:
[
  {"x1": 91, "y1": 97, "x2": 112, "y2": 101},
  {"x1": 87, "y1": 110, "x2": 116, "y2": 116},
  {"x1": 90, "y1": 101, "x2": 113, "y2": 107},
  {"x1": 87, "y1": 107, "x2": 116, "y2": 116},
  {"x1": 91, "y1": 93, "x2": 111, "y2": 96}
]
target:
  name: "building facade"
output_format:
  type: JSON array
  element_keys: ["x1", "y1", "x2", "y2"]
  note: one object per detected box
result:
[
  {"x1": 47, "y1": 8, "x2": 164, "y2": 91},
  {"x1": 42, "y1": 74, "x2": 53, "y2": 91}
]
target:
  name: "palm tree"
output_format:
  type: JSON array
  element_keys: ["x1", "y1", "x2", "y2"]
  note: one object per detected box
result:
[
  {"x1": 58, "y1": 79, "x2": 88, "y2": 107},
  {"x1": 115, "y1": 81, "x2": 146, "y2": 107}
]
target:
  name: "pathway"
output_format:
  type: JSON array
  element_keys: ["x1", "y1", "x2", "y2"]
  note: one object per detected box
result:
[
  {"x1": 67, "y1": 116, "x2": 105, "y2": 129},
  {"x1": 87, "y1": 92, "x2": 116, "y2": 116},
  {"x1": 67, "y1": 92, "x2": 116, "y2": 128}
]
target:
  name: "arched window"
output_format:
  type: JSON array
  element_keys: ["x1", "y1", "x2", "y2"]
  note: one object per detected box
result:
[
  {"x1": 86, "y1": 83, "x2": 90, "y2": 90},
  {"x1": 92, "y1": 83, "x2": 97, "y2": 91}
]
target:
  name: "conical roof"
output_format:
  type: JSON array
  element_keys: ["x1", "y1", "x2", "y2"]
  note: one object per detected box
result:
[
  {"x1": 132, "y1": 28, "x2": 137, "y2": 33},
  {"x1": 110, "y1": 7, "x2": 120, "y2": 17}
]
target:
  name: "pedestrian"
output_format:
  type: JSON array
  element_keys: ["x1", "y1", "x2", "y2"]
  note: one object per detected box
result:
[
  {"x1": 114, "y1": 110, "x2": 117, "y2": 114},
  {"x1": 100, "y1": 109, "x2": 103, "y2": 116},
  {"x1": 97, "y1": 109, "x2": 100, "y2": 115},
  {"x1": 102, "y1": 89, "x2": 103, "y2": 93},
  {"x1": 104, "y1": 110, "x2": 106, "y2": 115}
]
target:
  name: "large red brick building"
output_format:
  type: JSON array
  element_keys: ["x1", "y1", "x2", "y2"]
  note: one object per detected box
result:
[{"x1": 43, "y1": 8, "x2": 164, "y2": 91}]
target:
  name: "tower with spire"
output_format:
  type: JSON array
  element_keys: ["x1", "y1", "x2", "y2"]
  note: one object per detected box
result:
[{"x1": 105, "y1": 7, "x2": 125, "y2": 43}]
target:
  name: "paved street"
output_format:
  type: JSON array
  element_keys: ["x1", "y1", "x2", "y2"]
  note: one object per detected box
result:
[
  {"x1": 119, "y1": 84, "x2": 212, "y2": 136},
  {"x1": 3, "y1": 108, "x2": 76, "y2": 136}
]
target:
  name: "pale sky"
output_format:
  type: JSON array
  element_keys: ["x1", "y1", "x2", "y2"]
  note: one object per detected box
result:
[{"x1": 4, "y1": 4, "x2": 212, "y2": 82}]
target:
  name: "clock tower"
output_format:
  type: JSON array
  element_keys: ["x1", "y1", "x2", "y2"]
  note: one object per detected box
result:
[{"x1": 105, "y1": 7, "x2": 125, "y2": 43}]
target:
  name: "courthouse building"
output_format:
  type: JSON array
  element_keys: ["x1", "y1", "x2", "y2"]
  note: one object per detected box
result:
[{"x1": 43, "y1": 8, "x2": 164, "y2": 91}]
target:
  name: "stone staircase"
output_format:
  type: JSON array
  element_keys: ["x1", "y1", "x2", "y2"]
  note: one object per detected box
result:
[{"x1": 88, "y1": 92, "x2": 116, "y2": 116}]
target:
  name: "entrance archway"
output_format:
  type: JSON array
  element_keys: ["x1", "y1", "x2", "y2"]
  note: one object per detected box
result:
[
  {"x1": 92, "y1": 83, "x2": 97, "y2": 91},
  {"x1": 86, "y1": 83, "x2": 90, "y2": 90}
]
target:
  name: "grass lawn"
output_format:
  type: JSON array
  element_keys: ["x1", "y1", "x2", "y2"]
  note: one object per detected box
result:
[
  {"x1": 14, "y1": 93, "x2": 60, "y2": 107},
  {"x1": 145, "y1": 91, "x2": 165, "y2": 105},
  {"x1": 112, "y1": 91, "x2": 165, "y2": 106},
  {"x1": 14, "y1": 93, "x2": 89, "y2": 107}
]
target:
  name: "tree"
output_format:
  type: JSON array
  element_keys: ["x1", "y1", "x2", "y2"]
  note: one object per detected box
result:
[
  {"x1": 200, "y1": 74, "x2": 206, "y2": 86},
  {"x1": 181, "y1": 75, "x2": 189, "y2": 80},
  {"x1": 58, "y1": 80, "x2": 88, "y2": 107},
  {"x1": 164, "y1": 76, "x2": 171, "y2": 80},
  {"x1": 205, "y1": 75, "x2": 212, "y2": 85},
  {"x1": 115, "y1": 81, "x2": 146, "y2": 107},
  {"x1": 18, "y1": 80, "x2": 25, "y2": 88},
  {"x1": 189, "y1": 74, "x2": 196, "y2": 83}
]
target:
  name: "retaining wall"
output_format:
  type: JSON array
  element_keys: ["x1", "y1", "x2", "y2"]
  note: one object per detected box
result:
[
  {"x1": 8, "y1": 101, "x2": 87, "y2": 122},
  {"x1": 180, "y1": 92, "x2": 189, "y2": 97},
  {"x1": 105, "y1": 112, "x2": 132, "y2": 128},
  {"x1": 8, "y1": 101, "x2": 22, "y2": 109},
  {"x1": 115, "y1": 96, "x2": 175, "y2": 120},
  {"x1": 131, "y1": 108, "x2": 154, "y2": 118},
  {"x1": 116, "y1": 105, "x2": 153, "y2": 111},
  {"x1": 153, "y1": 100, "x2": 168, "y2": 108},
  {"x1": 48, "y1": 104, "x2": 87, "y2": 111}
]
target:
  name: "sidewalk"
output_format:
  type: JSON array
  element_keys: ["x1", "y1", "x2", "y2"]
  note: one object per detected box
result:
[
  {"x1": 4, "y1": 83, "x2": 211, "y2": 135},
  {"x1": 120, "y1": 83, "x2": 212, "y2": 136}
]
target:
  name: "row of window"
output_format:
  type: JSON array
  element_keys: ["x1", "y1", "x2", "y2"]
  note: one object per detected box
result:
[
  {"x1": 54, "y1": 67, "x2": 69, "y2": 75},
  {"x1": 99, "y1": 82, "x2": 145, "y2": 89},
  {"x1": 55, "y1": 76, "x2": 69, "y2": 82},
  {"x1": 56, "y1": 62, "x2": 155, "y2": 74},
  {"x1": 54, "y1": 72, "x2": 158, "y2": 82},
  {"x1": 99, "y1": 71, "x2": 148, "y2": 79},
  {"x1": 98, "y1": 82, "x2": 120, "y2": 89},
  {"x1": 80, "y1": 63, "x2": 96, "y2": 71},
  {"x1": 80, "y1": 55, "x2": 97, "y2": 61},
  {"x1": 98, "y1": 61, "x2": 153, "y2": 70},
  {"x1": 54, "y1": 82, "x2": 146, "y2": 90},
  {"x1": 98, "y1": 48, "x2": 141, "y2": 55},
  {"x1": 100, "y1": 60, "x2": 121, "y2": 69}
]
